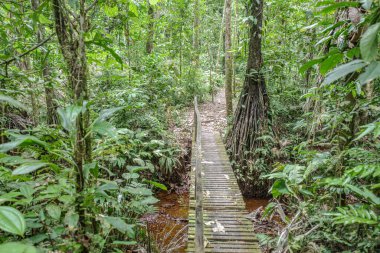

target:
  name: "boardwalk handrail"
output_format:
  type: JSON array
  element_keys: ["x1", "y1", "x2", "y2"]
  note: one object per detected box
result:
[{"x1": 193, "y1": 96, "x2": 204, "y2": 252}]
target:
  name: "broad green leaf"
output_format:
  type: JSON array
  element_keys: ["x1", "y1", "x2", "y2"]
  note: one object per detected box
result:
[
  {"x1": 320, "y1": 53, "x2": 343, "y2": 75},
  {"x1": 0, "y1": 206, "x2": 26, "y2": 236},
  {"x1": 83, "y1": 162, "x2": 99, "y2": 179},
  {"x1": 92, "y1": 121, "x2": 117, "y2": 137},
  {"x1": 323, "y1": 60, "x2": 367, "y2": 85},
  {"x1": 144, "y1": 180, "x2": 167, "y2": 190},
  {"x1": 271, "y1": 180, "x2": 290, "y2": 198},
  {"x1": 0, "y1": 155, "x2": 31, "y2": 165},
  {"x1": 98, "y1": 182, "x2": 118, "y2": 191},
  {"x1": 319, "y1": 1, "x2": 359, "y2": 14},
  {"x1": 122, "y1": 173, "x2": 140, "y2": 180},
  {"x1": 98, "y1": 107, "x2": 124, "y2": 121},
  {"x1": 354, "y1": 123, "x2": 376, "y2": 141},
  {"x1": 0, "y1": 192, "x2": 22, "y2": 203},
  {"x1": 57, "y1": 105, "x2": 82, "y2": 132},
  {"x1": 0, "y1": 135, "x2": 48, "y2": 153},
  {"x1": 12, "y1": 161, "x2": 49, "y2": 175},
  {"x1": 347, "y1": 184, "x2": 380, "y2": 205},
  {"x1": 64, "y1": 211, "x2": 79, "y2": 229},
  {"x1": 46, "y1": 204, "x2": 61, "y2": 220},
  {"x1": 0, "y1": 95, "x2": 28, "y2": 112},
  {"x1": 299, "y1": 58, "x2": 323, "y2": 74},
  {"x1": 124, "y1": 186, "x2": 152, "y2": 196},
  {"x1": 149, "y1": 0, "x2": 160, "y2": 5},
  {"x1": 88, "y1": 41, "x2": 123, "y2": 65},
  {"x1": 140, "y1": 196, "x2": 159, "y2": 205},
  {"x1": 360, "y1": 23, "x2": 380, "y2": 62},
  {"x1": 112, "y1": 241, "x2": 137, "y2": 246},
  {"x1": 360, "y1": 0, "x2": 372, "y2": 10},
  {"x1": 0, "y1": 242, "x2": 37, "y2": 253},
  {"x1": 19, "y1": 185, "x2": 35, "y2": 198},
  {"x1": 358, "y1": 61, "x2": 380, "y2": 84},
  {"x1": 128, "y1": 2, "x2": 139, "y2": 17},
  {"x1": 38, "y1": 14, "x2": 52, "y2": 24},
  {"x1": 104, "y1": 216, "x2": 135, "y2": 238},
  {"x1": 104, "y1": 5, "x2": 119, "y2": 17}
]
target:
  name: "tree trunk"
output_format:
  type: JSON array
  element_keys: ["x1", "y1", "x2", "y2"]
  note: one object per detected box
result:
[
  {"x1": 146, "y1": 2, "x2": 154, "y2": 54},
  {"x1": 216, "y1": 0, "x2": 227, "y2": 73},
  {"x1": 31, "y1": 0, "x2": 59, "y2": 125},
  {"x1": 193, "y1": 0, "x2": 200, "y2": 63},
  {"x1": 52, "y1": 0, "x2": 91, "y2": 238},
  {"x1": 226, "y1": 0, "x2": 270, "y2": 197},
  {"x1": 224, "y1": 0, "x2": 233, "y2": 117}
]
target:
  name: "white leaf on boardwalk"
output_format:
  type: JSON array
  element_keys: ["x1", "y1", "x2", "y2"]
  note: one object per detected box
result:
[
  {"x1": 204, "y1": 190, "x2": 210, "y2": 198},
  {"x1": 224, "y1": 174, "x2": 230, "y2": 180},
  {"x1": 205, "y1": 220, "x2": 215, "y2": 226},
  {"x1": 212, "y1": 220, "x2": 225, "y2": 233}
]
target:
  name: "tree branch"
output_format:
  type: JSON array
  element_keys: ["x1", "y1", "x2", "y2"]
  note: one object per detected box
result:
[
  {"x1": 85, "y1": 0, "x2": 98, "y2": 13},
  {"x1": 0, "y1": 34, "x2": 54, "y2": 66}
]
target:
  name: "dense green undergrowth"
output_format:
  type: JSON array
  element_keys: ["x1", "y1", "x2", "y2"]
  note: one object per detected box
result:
[{"x1": 244, "y1": 1, "x2": 380, "y2": 252}]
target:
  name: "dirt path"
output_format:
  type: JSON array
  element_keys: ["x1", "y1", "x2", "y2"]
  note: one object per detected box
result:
[
  {"x1": 173, "y1": 89, "x2": 227, "y2": 150},
  {"x1": 198, "y1": 89, "x2": 227, "y2": 134}
]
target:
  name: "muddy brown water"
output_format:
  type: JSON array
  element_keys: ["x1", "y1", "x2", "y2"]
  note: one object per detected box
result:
[
  {"x1": 145, "y1": 191, "x2": 269, "y2": 252},
  {"x1": 144, "y1": 192, "x2": 189, "y2": 252},
  {"x1": 244, "y1": 198, "x2": 270, "y2": 212}
]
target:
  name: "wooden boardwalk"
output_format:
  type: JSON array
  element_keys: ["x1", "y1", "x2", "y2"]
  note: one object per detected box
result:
[{"x1": 186, "y1": 99, "x2": 260, "y2": 253}]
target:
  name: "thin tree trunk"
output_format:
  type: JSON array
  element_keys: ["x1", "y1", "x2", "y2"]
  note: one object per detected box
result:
[
  {"x1": 52, "y1": 0, "x2": 92, "y2": 239},
  {"x1": 146, "y1": 2, "x2": 154, "y2": 54},
  {"x1": 232, "y1": 0, "x2": 238, "y2": 97},
  {"x1": 216, "y1": 0, "x2": 227, "y2": 73},
  {"x1": 193, "y1": 0, "x2": 200, "y2": 64},
  {"x1": 227, "y1": 0, "x2": 270, "y2": 197},
  {"x1": 31, "y1": 0, "x2": 59, "y2": 125},
  {"x1": 224, "y1": 0, "x2": 233, "y2": 117}
]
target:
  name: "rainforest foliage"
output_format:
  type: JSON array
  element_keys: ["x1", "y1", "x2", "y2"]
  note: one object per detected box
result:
[{"x1": 0, "y1": 0, "x2": 379, "y2": 252}]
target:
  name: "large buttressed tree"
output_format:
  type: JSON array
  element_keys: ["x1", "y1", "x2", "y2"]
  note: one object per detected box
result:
[{"x1": 227, "y1": 0, "x2": 270, "y2": 197}]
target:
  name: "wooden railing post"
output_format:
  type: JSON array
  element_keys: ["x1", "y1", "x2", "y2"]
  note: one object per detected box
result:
[{"x1": 193, "y1": 97, "x2": 204, "y2": 252}]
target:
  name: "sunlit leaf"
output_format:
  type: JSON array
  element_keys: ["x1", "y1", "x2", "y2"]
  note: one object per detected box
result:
[
  {"x1": 322, "y1": 60, "x2": 367, "y2": 85},
  {"x1": 271, "y1": 180, "x2": 290, "y2": 198},
  {"x1": 104, "y1": 5, "x2": 119, "y2": 17},
  {"x1": 299, "y1": 58, "x2": 323, "y2": 74},
  {"x1": 318, "y1": 1, "x2": 359, "y2": 14},
  {"x1": 320, "y1": 53, "x2": 343, "y2": 75},
  {"x1": 0, "y1": 95, "x2": 28, "y2": 112},
  {"x1": 46, "y1": 204, "x2": 61, "y2": 220},
  {"x1": 144, "y1": 180, "x2": 167, "y2": 190},
  {"x1": 0, "y1": 206, "x2": 26, "y2": 236},
  {"x1": 149, "y1": 0, "x2": 160, "y2": 5},
  {"x1": 358, "y1": 61, "x2": 380, "y2": 85},
  {"x1": 12, "y1": 161, "x2": 49, "y2": 175},
  {"x1": 64, "y1": 211, "x2": 79, "y2": 230},
  {"x1": 57, "y1": 105, "x2": 83, "y2": 133},
  {"x1": 0, "y1": 135, "x2": 48, "y2": 153},
  {"x1": 360, "y1": 23, "x2": 380, "y2": 62},
  {"x1": 0, "y1": 242, "x2": 37, "y2": 253},
  {"x1": 104, "y1": 216, "x2": 135, "y2": 238}
]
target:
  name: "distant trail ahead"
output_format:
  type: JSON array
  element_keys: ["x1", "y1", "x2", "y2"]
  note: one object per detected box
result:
[{"x1": 198, "y1": 89, "x2": 227, "y2": 134}]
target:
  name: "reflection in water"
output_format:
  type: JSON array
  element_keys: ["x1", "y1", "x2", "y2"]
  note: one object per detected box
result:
[{"x1": 144, "y1": 192, "x2": 189, "y2": 253}]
